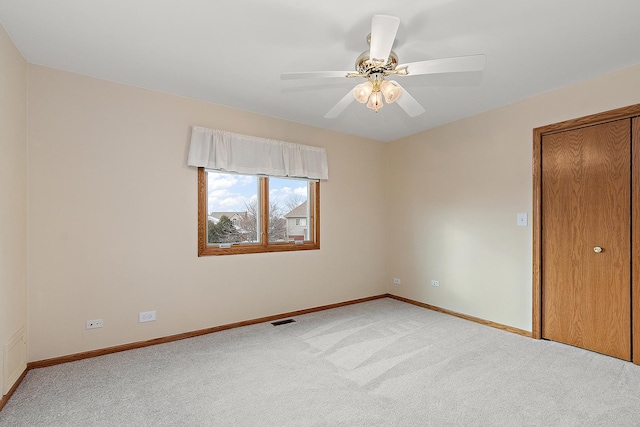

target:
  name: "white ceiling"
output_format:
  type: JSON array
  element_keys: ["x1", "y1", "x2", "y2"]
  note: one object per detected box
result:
[{"x1": 1, "y1": 0, "x2": 640, "y2": 142}]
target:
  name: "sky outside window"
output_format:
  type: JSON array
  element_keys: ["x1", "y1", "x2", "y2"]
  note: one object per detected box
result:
[{"x1": 207, "y1": 172, "x2": 307, "y2": 213}]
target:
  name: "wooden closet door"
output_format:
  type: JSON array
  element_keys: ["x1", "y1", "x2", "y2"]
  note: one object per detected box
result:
[
  {"x1": 541, "y1": 119, "x2": 631, "y2": 360},
  {"x1": 633, "y1": 117, "x2": 640, "y2": 364}
]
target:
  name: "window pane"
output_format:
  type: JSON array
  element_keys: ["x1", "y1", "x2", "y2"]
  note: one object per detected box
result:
[
  {"x1": 206, "y1": 171, "x2": 260, "y2": 245},
  {"x1": 268, "y1": 177, "x2": 311, "y2": 243}
]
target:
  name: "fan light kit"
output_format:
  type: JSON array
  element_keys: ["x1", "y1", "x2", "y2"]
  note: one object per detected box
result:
[
  {"x1": 281, "y1": 15, "x2": 486, "y2": 118},
  {"x1": 348, "y1": 40, "x2": 405, "y2": 113},
  {"x1": 353, "y1": 76, "x2": 402, "y2": 113}
]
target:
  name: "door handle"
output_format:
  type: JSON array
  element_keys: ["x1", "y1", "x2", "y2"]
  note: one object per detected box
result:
[{"x1": 594, "y1": 246, "x2": 603, "y2": 253}]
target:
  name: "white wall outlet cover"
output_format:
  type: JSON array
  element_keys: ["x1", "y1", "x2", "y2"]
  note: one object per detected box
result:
[
  {"x1": 139, "y1": 311, "x2": 156, "y2": 323},
  {"x1": 86, "y1": 319, "x2": 103, "y2": 329}
]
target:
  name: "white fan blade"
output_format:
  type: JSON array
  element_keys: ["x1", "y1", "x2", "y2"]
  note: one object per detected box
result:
[
  {"x1": 281, "y1": 71, "x2": 352, "y2": 80},
  {"x1": 325, "y1": 90, "x2": 355, "y2": 119},
  {"x1": 391, "y1": 81, "x2": 425, "y2": 117},
  {"x1": 399, "y1": 54, "x2": 486, "y2": 76},
  {"x1": 370, "y1": 15, "x2": 400, "y2": 64}
]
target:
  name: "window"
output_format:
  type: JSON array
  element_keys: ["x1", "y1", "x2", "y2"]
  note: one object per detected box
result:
[
  {"x1": 198, "y1": 168, "x2": 319, "y2": 255},
  {"x1": 188, "y1": 126, "x2": 327, "y2": 256}
]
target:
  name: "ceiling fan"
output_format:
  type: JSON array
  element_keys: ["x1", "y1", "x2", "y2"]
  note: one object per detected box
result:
[{"x1": 281, "y1": 15, "x2": 486, "y2": 118}]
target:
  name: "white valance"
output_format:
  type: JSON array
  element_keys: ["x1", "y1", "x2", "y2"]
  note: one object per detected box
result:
[{"x1": 187, "y1": 126, "x2": 329, "y2": 180}]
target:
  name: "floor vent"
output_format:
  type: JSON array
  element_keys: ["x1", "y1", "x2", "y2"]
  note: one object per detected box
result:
[{"x1": 271, "y1": 319, "x2": 296, "y2": 326}]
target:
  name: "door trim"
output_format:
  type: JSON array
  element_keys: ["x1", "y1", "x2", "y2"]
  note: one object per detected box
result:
[{"x1": 532, "y1": 103, "x2": 640, "y2": 364}]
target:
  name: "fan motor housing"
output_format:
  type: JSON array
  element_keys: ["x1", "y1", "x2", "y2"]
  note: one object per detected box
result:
[{"x1": 355, "y1": 50, "x2": 399, "y2": 76}]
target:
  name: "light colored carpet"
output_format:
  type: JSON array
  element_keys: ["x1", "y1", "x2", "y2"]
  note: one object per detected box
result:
[{"x1": 2, "y1": 298, "x2": 640, "y2": 426}]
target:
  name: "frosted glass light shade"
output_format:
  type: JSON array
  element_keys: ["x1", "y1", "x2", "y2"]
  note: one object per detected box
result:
[
  {"x1": 366, "y1": 91, "x2": 384, "y2": 111},
  {"x1": 353, "y1": 82, "x2": 373, "y2": 103},
  {"x1": 380, "y1": 80, "x2": 402, "y2": 103}
]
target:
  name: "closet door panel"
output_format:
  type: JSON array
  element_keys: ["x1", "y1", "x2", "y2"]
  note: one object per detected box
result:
[{"x1": 542, "y1": 119, "x2": 631, "y2": 360}]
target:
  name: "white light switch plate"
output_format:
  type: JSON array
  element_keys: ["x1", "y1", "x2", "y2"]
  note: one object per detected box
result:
[{"x1": 517, "y1": 213, "x2": 528, "y2": 227}]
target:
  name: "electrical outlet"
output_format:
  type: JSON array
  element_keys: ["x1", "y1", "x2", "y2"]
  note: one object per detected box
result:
[
  {"x1": 139, "y1": 311, "x2": 156, "y2": 323},
  {"x1": 431, "y1": 280, "x2": 440, "y2": 287},
  {"x1": 393, "y1": 278, "x2": 401, "y2": 285},
  {"x1": 86, "y1": 319, "x2": 103, "y2": 329}
]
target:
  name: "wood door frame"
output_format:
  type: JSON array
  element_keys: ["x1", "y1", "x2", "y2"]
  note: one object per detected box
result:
[{"x1": 532, "y1": 103, "x2": 640, "y2": 365}]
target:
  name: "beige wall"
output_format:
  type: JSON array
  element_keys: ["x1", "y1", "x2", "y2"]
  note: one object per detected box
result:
[
  {"x1": 15, "y1": 37, "x2": 640, "y2": 362},
  {"x1": 26, "y1": 66, "x2": 388, "y2": 362},
  {"x1": 386, "y1": 63, "x2": 640, "y2": 332},
  {"x1": 0, "y1": 25, "x2": 28, "y2": 393}
]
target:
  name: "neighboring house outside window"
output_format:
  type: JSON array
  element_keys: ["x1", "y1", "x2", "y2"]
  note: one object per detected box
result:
[
  {"x1": 284, "y1": 201, "x2": 309, "y2": 241},
  {"x1": 208, "y1": 212, "x2": 245, "y2": 226}
]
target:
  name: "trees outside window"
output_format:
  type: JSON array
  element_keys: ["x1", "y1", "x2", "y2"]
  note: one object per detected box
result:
[{"x1": 207, "y1": 215, "x2": 241, "y2": 244}]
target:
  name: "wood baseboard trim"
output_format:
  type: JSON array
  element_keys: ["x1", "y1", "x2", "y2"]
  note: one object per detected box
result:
[
  {"x1": 5, "y1": 293, "x2": 527, "y2": 412},
  {"x1": 387, "y1": 294, "x2": 533, "y2": 338},
  {"x1": 0, "y1": 368, "x2": 28, "y2": 412},
  {"x1": 25, "y1": 293, "x2": 532, "y2": 370},
  {"x1": 28, "y1": 294, "x2": 388, "y2": 370}
]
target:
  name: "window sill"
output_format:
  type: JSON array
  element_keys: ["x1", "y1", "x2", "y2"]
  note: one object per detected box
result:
[{"x1": 198, "y1": 242, "x2": 320, "y2": 256}]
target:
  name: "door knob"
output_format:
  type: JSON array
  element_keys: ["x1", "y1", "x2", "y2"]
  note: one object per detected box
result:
[{"x1": 594, "y1": 246, "x2": 603, "y2": 253}]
